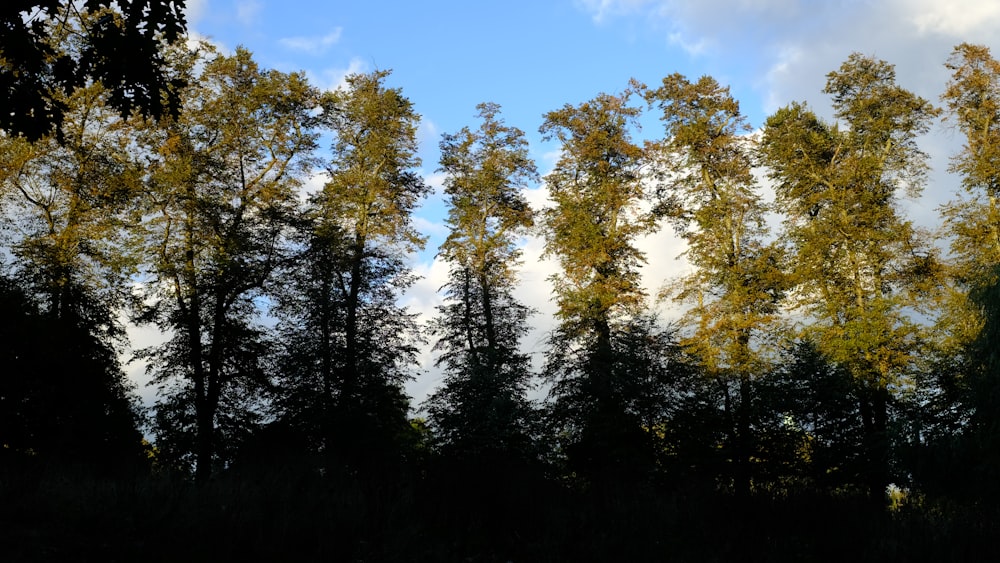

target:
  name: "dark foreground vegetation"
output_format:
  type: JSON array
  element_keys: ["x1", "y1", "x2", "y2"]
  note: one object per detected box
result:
[
  {"x1": 3, "y1": 459, "x2": 1000, "y2": 562},
  {"x1": 4, "y1": 3, "x2": 1000, "y2": 561}
]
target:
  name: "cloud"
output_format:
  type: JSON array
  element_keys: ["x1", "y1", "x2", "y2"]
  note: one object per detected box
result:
[
  {"x1": 668, "y1": 31, "x2": 709, "y2": 57},
  {"x1": 417, "y1": 119, "x2": 441, "y2": 155},
  {"x1": 279, "y1": 28, "x2": 343, "y2": 55},
  {"x1": 575, "y1": 0, "x2": 1000, "y2": 116},
  {"x1": 424, "y1": 171, "x2": 447, "y2": 192},
  {"x1": 184, "y1": 0, "x2": 208, "y2": 25},
  {"x1": 904, "y1": 0, "x2": 1000, "y2": 36},
  {"x1": 122, "y1": 315, "x2": 170, "y2": 409},
  {"x1": 309, "y1": 58, "x2": 367, "y2": 93},
  {"x1": 577, "y1": 0, "x2": 658, "y2": 23},
  {"x1": 235, "y1": 0, "x2": 262, "y2": 26},
  {"x1": 296, "y1": 170, "x2": 330, "y2": 202},
  {"x1": 412, "y1": 216, "x2": 449, "y2": 241},
  {"x1": 399, "y1": 256, "x2": 449, "y2": 406}
]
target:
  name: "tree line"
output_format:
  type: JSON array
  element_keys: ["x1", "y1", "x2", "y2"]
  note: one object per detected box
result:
[{"x1": 4, "y1": 12, "x2": 1000, "y2": 543}]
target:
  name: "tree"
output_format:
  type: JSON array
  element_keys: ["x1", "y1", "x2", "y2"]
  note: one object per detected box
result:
[
  {"x1": 424, "y1": 102, "x2": 538, "y2": 462},
  {"x1": 754, "y1": 340, "x2": 867, "y2": 492},
  {"x1": 933, "y1": 43, "x2": 1000, "y2": 499},
  {"x1": 938, "y1": 44, "x2": 1000, "y2": 362},
  {"x1": 0, "y1": 81, "x2": 141, "y2": 320},
  {"x1": 761, "y1": 53, "x2": 940, "y2": 501},
  {"x1": 646, "y1": 74, "x2": 787, "y2": 495},
  {"x1": 0, "y1": 75, "x2": 146, "y2": 472},
  {"x1": 136, "y1": 45, "x2": 319, "y2": 480},
  {"x1": 539, "y1": 84, "x2": 673, "y2": 480},
  {"x1": 271, "y1": 70, "x2": 428, "y2": 468},
  {"x1": 1, "y1": 0, "x2": 187, "y2": 140}
]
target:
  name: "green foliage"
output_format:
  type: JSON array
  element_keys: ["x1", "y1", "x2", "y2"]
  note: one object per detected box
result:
[
  {"x1": 540, "y1": 85, "x2": 654, "y2": 328},
  {"x1": 647, "y1": 74, "x2": 786, "y2": 372},
  {"x1": 320, "y1": 70, "x2": 429, "y2": 252},
  {"x1": 425, "y1": 102, "x2": 539, "y2": 461},
  {"x1": 269, "y1": 69, "x2": 427, "y2": 470},
  {"x1": 136, "y1": 44, "x2": 319, "y2": 479}
]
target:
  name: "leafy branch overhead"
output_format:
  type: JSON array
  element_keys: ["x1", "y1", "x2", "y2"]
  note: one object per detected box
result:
[{"x1": 1, "y1": 1, "x2": 187, "y2": 141}]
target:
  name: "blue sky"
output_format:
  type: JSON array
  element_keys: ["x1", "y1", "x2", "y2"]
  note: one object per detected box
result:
[{"x1": 126, "y1": 0, "x2": 1000, "y2": 407}]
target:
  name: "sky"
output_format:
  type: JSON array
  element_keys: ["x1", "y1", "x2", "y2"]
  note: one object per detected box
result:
[{"x1": 129, "y1": 0, "x2": 1000, "y2": 410}]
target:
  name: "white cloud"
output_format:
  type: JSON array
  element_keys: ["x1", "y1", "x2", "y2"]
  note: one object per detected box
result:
[
  {"x1": 310, "y1": 58, "x2": 367, "y2": 93},
  {"x1": 417, "y1": 119, "x2": 440, "y2": 155},
  {"x1": 296, "y1": 170, "x2": 329, "y2": 202},
  {"x1": 400, "y1": 256, "x2": 449, "y2": 406},
  {"x1": 905, "y1": 0, "x2": 1000, "y2": 36},
  {"x1": 185, "y1": 31, "x2": 230, "y2": 57},
  {"x1": 235, "y1": 0, "x2": 261, "y2": 26},
  {"x1": 122, "y1": 316, "x2": 171, "y2": 409},
  {"x1": 412, "y1": 216, "x2": 449, "y2": 241},
  {"x1": 184, "y1": 0, "x2": 208, "y2": 26},
  {"x1": 422, "y1": 171, "x2": 447, "y2": 194},
  {"x1": 279, "y1": 28, "x2": 343, "y2": 55},
  {"x1": 668, "y1": 31, "x2": 710, "y2": 57},
  {"x1": 578, "y1": 0, "x2": 657, "y2": 23}
]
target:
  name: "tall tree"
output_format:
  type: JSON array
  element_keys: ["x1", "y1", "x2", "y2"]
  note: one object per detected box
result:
[
  {"x1": 761, "y1": 53, "x2": 939, "y2": 501},
  {"x1": 0, "y1": 78, "x2": 145, "y2": 469},
  {"x1": 938, "y1": 44, "x2": 1000, "y2": 351},
  {"x1": 646, "y1": 74, "x2": 786, "y2": 495},
  {"x1": 539, "y1": 85, "x2": 672, "y2": 480},
  {"x1": 425, "y1": 102, "x2": 538, "y2": 461},
  {"x1": 136, "y1": 45, "x2": 319, "y2": 480},
  {"x1": 271, "y1": 70, "x2": 428, "y2": 467},
  {"x1": 935, "y1": 43, "x2": 1000, "y2": 497}
]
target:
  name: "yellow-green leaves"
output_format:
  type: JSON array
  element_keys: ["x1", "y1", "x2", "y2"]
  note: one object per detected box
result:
[
  {"x1": 761, "y1": 53, "x2": 937, "y2": 396},
  {"x1": 321, "y1": 70, "x2": 429, "y2": 254},
  {"x1": 540, "y1": 86, "x2": 652, "y2": 328},
  {"x1": 647, "y1": 73, "x2": 784, "y2": 379}
]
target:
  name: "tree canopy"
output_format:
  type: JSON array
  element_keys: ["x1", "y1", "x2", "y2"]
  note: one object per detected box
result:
[{"x1": 3, "y1": 35, "x2": 1000, "y2": 561}]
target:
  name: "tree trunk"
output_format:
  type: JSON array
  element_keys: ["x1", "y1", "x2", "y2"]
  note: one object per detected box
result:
[
  {"x1": 734, "y1": 375, "x2": 752, "y2": 499},
  {"x1": 859, "y1": 385, "x2": 889, "y2": 504},
  {"x1": 342, "y1": 238, "x2": 364, "y2": 406}
]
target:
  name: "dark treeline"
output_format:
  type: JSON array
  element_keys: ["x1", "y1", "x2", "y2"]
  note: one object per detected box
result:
[{"x1": 3, "y1": 7, "x2": 1000, "y2": 561}]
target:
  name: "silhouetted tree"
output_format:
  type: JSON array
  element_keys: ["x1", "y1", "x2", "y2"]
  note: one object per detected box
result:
[
  {"x1": 425, "y1": 102, "x2": 539, "y2": 464},
  {"x1": 135, "y1": 45, "x2": 319, "y2": 480},
  {"x1": 0, "y1": 72, "x2": 146, "y2": 473},
  {"x1": 646, "y1": 73, "x2": 787, "y2": 495},
  {"x1": 755, "y1": 340, "x2": 866, "y2": 492},
  {"x1": 539, "y1": 85, "x2": 674, "y2": 482},
  {"x1": 1, "y1": 1, "x2": 186, "y2": 140},
  {"x1": 921, "y1": 44, "x2": 1000, "y2": 501},
  {"x1": 270, "y1": 70, "x2": 427, "y2": 471},
  {"x1": 0, "y1": 275, "x2": 145, "y2": 474}
]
